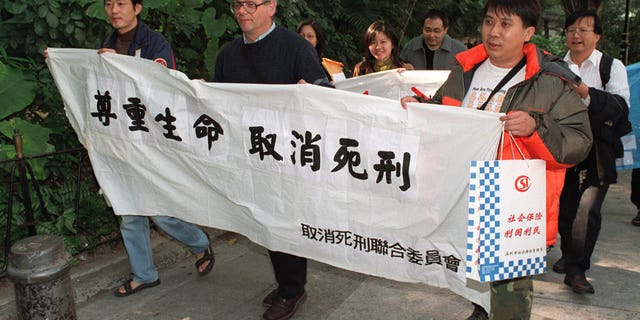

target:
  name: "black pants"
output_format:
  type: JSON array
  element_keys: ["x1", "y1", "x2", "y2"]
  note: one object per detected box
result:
[
  {"x1": 558, "y1": 169, "x2": 609, "y2": 275},
  {"x1": 631, "y1": 168, "x2": 640, "y2": 210},
  {"x1": 268, "y1": 250, "x2": 307, "y2": 298}
]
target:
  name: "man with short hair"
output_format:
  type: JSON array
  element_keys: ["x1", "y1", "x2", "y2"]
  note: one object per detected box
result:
[
  {"x1": 554, "y1": 10, "x2": 630, "y2": 295},
  {"x1": 99, "y1": 0, "x2": 215, "y2": 297},
  {"x1": 402, "y1": 0, "x2": 592, "y2": 319},
  {"x1": 400, "y1": 9, "x2": 467, "y2": 70},
  {"x1": 213, "y1": 1, "x2": 330, "y2": 319}
]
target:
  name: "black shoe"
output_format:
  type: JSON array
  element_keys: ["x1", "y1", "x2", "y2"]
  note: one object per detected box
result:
[
  {"x1": 466, "y1": 303, "x2": 488, "y2": 320},
  {"x1": 262, "y1": 290, "x2": 306, "y2": 320},
  {"x1": 262, "y1": 288, "x2": 279, "y2": 307},
  {"x1": 632, "y1": 213, "x2": 640, "y2": 226},
  {"x1": 564, "y1": 274, "x2": 595, "y2": 294},
  {"x1": 552, "y1": 257, "x2": 566, "y2": 274}
]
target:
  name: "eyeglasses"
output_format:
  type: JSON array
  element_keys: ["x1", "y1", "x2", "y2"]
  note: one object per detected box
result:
[
  {"x1": 565, "y1": 28, "x2": 594, "y2": 35},
  {"x1": 231, "y1": 1, "x2": 270, "y2": 14}
]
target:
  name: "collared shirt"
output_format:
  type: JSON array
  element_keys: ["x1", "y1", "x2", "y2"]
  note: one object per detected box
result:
[
  {"x1": 564, "y1": 49, "x2": 630, "y2": 107},
  {"x1": 243, "y1": 22, "x2": 276, "y2": 44}
]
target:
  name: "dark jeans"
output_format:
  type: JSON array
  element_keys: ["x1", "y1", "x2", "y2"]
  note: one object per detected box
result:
[
  {"x1": 268, "y1": 250, "x2": 307, "y2": 298},
  {"x1": 558, "y1": 169, "x2": 609, "y2": 275},
  {"x1": 631, "y1": 168, "x2": 640, "y2": 210}
]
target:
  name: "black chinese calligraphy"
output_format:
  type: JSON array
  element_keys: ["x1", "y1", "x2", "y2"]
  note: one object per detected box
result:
[
  {"x1": 92, "y1": 90, "x2": 117, "y2": 126},
  {"x1": 193, "y1": 114, "x2": 224, "y2": 150},
  {"x1": 249, "y1": 126, "x2": 283, "y2": 161},
  {"x1": 290, "y1": 130, "x2": 321, "y2": 171},
  {"x1": 332, "y1": 138, "x2": 368, "y2": 180},
  {"x1": 301, "y1": 223, "x2": 461, "y2": 272},
  {"x1": 123, "y1": 97, "x2": 149, "y2": 132},
  {"x1": 155, "y1": 107, "x2": 182, "y2": 141},
  {"x1": 373, "y1": 151, "x2": 411, "y2": 191}
]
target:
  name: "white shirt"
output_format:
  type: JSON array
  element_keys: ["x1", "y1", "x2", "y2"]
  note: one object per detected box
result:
[
  {"x1": 461, "y1": 59, "x2": 526, "y2": 113},
  {"x1": 564, "y1": 49, "x2": 630, "y2": 107}
]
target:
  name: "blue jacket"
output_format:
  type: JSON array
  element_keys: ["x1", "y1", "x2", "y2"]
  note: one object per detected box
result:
[{"x1": 100, "y1": 21, "x2": 175, "y2": 69}]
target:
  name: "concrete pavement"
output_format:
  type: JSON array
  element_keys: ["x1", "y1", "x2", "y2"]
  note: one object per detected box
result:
[{"x1": 1, "y1": 170, "x2": 639, "y2": 320}]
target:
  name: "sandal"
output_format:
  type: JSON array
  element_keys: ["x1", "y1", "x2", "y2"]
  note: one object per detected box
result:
[
  {"x1": 114, "y1": 278, "x2": 161, "y2": 297},
  {"x1": 195, "y1": 245, "x2": 215, "y2": 276}
]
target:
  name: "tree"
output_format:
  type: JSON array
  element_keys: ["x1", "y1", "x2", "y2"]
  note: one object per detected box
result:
[{"x1": 562, "y1": 0, "x2": 603, "y2": 15}]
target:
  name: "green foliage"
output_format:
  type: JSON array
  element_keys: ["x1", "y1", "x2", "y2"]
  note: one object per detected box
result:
[
  {"x1": 1, "y1": 0, "x2": 108, "y2": 57},
  {"x1": 35, "y1": 179, "x2": 118, "y2": 255},
  {"x1": 0, "y1": 59, "x2": 36, "y2": 121},
  {"x1": 143, "y1": 0, "x2": 238, "y2": 79},
  {"x1": 0, "y1": 0, "x2": 115, "y2": 260},
  {"x1": 0, "y1": 120, "x2": 54, "y2": 179},
  {"x1": 530, "y1": 34, "x2": 566, "y2": 56},
  {"x1": 600, "y1": 0, "x2": 640, "y2": 64},
  {"x1": 0, "y1": 178, "x2": 117, "y2": 259},
  {"x1": 0, "y1": 57, "x2": 53, "y2": 179}
]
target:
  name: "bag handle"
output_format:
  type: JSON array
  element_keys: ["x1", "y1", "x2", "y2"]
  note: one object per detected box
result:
[{"x1": 498, "y1": 127, "x2": 528, "y2": 161}]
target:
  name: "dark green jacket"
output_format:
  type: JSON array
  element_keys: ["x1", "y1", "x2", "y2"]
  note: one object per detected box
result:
[{"x1": 429, "y1": 43, "x2": 593, "y2": 246}]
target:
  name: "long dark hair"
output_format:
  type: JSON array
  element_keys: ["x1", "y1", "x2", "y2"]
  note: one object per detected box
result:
[
  {"x1": 297, "y1": 18, "x2": 326, "y2": 58},
  {"x1": 358, "y1": 20, "x2": 403, "y2": 75}
]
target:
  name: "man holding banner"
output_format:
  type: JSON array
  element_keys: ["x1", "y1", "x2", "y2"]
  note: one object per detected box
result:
[
  {"x1": 214, "y1": 1, "x2": 331, "y2": 320},
  {"x1": 402, "y1": 0, "x2": 592, "y2": 319},
  {"x1": 91, "y1": 0, "x2": 216, "y2": 297}
]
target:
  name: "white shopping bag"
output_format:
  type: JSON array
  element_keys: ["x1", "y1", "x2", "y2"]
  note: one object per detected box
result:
[{"x1": 466, "y1": 134, "x2": 547, "y2": 282}]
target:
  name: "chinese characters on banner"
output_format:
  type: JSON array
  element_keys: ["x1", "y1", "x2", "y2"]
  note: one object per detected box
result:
[{"x1": 46, "y1": 48, "x2": 504, "y2": 311}]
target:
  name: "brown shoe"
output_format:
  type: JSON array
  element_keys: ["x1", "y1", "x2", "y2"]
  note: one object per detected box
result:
[
  {"x1": 262, "y1": 290, "x2": 306, "y2": 320},
  {"x1": 552, "y1": 257, "x2": 566, "y2": 274},
  {"x1": 632, "y1": 213, "x2": 640, "y2": 226},
  {"x1": 564, "y1": 274, "x2": 595, "y2": 294},
  {"x1": 262, "y1": 288, "x2": 279, "y2": 307}
]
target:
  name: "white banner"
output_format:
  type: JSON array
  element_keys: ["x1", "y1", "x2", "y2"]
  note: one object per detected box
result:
[
  {"x1": 335, "y1": 69, "x2": 450, "y2": 100},
  {"x1": 46, "y1": 48, "x2": 502, "y2": 310}
]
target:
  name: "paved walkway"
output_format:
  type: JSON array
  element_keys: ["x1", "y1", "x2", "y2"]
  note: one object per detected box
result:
[{"x1": 1, "y1": 171, "x2": 639, "y2": 320}]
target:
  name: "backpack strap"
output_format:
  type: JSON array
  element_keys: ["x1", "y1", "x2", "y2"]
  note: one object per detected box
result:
[{"x1": 599, "y1": 53, "x2": 613, "y2": 90}]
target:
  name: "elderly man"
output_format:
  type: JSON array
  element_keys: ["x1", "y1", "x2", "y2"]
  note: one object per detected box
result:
[{"x1": 213, "y1": 1, "x2": 331, "y2": 320}]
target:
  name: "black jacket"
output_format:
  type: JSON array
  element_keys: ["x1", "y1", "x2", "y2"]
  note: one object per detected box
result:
[{"x1": 578, "y1": 88, "x2": 629, "y2": 184}]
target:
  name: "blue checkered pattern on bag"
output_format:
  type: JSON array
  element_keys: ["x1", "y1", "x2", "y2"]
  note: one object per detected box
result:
[
  {"x1": 488, "y1": 256, "x2": 546, "y2": 281},
  {"x1": 476, "y1": 161, "x2": 504, "y2": 281},
  {"x1": 468, "y1": 161, "x2": 502, "y2": 277},
  {"x1": 466, "y1": 161, "x2": 481, "y2": 274},
  {"x1": 468, "y1": 160, "x2": 547, "y2": 281}
]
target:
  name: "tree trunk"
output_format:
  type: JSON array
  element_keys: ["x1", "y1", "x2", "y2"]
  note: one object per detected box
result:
[{"x1": 399, "y1": 0, "x2": 419, "y2": 41}]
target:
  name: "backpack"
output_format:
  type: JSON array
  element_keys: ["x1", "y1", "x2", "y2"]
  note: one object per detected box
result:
[{"x1": 599, "y1": 54, "x2": 632, "y2": 139}]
